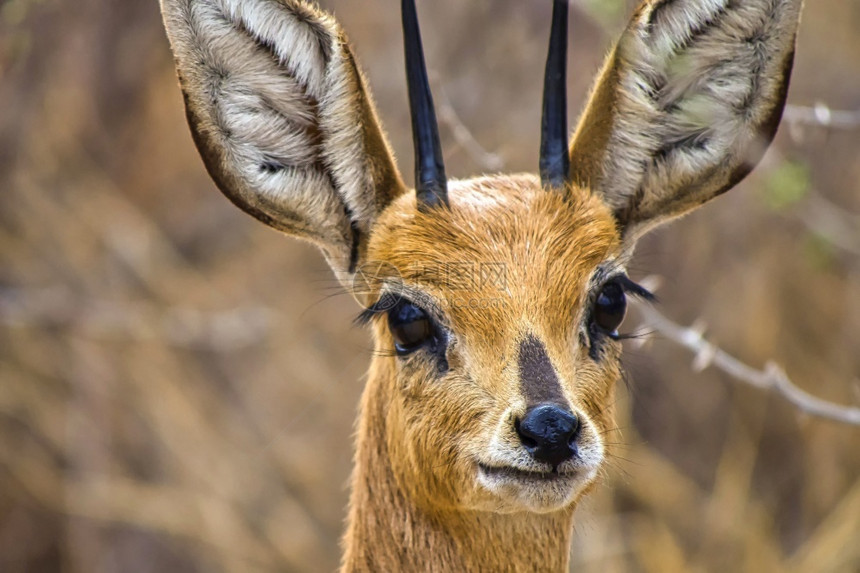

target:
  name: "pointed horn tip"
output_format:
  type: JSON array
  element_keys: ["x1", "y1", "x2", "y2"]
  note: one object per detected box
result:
[
  {"x1": 539, "y1": 0, "x2": 572, "y2": 190},
  {"x1": 402, "y1": 0, "x2": 449, "y2": 207}
]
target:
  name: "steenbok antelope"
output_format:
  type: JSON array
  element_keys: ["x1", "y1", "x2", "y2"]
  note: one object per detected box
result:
[{"x1": 160, "y1": 0, "x2": 803, "y2": 569}]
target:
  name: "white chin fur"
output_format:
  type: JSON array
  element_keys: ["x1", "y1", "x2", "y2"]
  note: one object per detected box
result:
[{"x1": 475, "y1": 464, "x2": 599, "y2": 514}]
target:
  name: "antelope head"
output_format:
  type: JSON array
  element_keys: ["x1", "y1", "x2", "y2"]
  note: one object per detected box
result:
[{"x1": 160, "y1": 0, "x2": 802, "y2": 568}]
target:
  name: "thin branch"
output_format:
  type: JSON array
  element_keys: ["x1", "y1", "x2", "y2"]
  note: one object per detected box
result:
[
  {"x1": 783, "y1": 103, "x2": 860, "y2": 130},
  {"x1": 431, "y1": 77, "x2": 505, "y2": 173},
  {"x1": 799, "y1": 191, "x2": 860, "y2": 257},
  {"x1": 633, "y1": 301, "x2": 860, "y2": 426},
  {"x1": 0, "y1": 286, "x2": 276, "y2": 350}
]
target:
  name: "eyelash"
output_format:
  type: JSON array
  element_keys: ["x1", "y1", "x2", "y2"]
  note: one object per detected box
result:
[
  {"x1": 354, "y1": 292, "x2": 402, "y2": 326},
  {"x1": 585, "y1": 275, "x2": 655, "y2": 357},
  {"x1": 614, "y1": 276, "x2": 656, "y2": 303},
  {"x1": 360, "y1": 275, "x2": 658, "y2": 320},
  {"x1": 354, "y1": 278, "x2": 656, "y2": 332}
]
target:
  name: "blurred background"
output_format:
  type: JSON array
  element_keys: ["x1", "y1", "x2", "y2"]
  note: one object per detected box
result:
[{"x1": 1, "y1": 0, "x2": 859, "y2": 571}]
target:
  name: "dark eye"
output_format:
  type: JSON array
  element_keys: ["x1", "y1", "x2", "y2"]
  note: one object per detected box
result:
[
  {"x1": 388, "y1": 301, "x2": 434, "y2": 354},
  {"x1": 592, "y1": 281, "x2": 627, "y2": 337}
]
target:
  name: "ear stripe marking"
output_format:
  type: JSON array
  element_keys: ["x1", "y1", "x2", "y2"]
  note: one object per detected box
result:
[
  {"x1": 204, "y1": 0, "x2": 331, "y2": 98},
  {"x1": 162, "y1": 0, "x2": 406, "y2": 273},
  {"x1": 570, "y1": 0, "x2": 801, "y2": 235}
]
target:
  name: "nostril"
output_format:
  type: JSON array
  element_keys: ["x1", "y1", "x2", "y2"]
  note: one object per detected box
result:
[
  {"x1": 514, "y1": 419, "x2": 538, "y2": 450},
  {"x1": 517, "y1": 404, "x2": 580, "y2": 467}
]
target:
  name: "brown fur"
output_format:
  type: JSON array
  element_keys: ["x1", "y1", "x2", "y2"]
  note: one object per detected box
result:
[
  {"x1": 158, "y1": 0, "x2": 803, "y2": 570},
  {"x1": 342, "y1": 177, "x2": 621, "y2": 571}
]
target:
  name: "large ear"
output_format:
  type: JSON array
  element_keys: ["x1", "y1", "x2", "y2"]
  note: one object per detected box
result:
[
  {"x1": 160, "y1": 0, "x2": 406, "y2": 277},
  {"x1": 569, "y1": 0, "x2": 803, "y2": 240}
]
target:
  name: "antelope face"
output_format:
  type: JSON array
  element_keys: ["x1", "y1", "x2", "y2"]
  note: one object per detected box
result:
[
  {"x1": 362, "y1": 176, "x2": 637, "y2": 512},
  {"x1": 161, "y1": 0, "x2": 801, "y2": 523}
]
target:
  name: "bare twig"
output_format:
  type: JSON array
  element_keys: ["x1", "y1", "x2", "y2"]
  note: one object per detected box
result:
[
  {"x1": 0, "y1": 286, "x2": 275, "y2": 350},
  {"x1": 799, "y1": 191, "x2": 860, "y2": 256},
  {"x1": 633, "y1": 301, "x2": 860, "y2": 426},
  {"x1": 784, "y1": 103, "x2": 860, "y2": 130},
  {"x1": 431, "y1": 78, "x2": 505, "y2": 172}
]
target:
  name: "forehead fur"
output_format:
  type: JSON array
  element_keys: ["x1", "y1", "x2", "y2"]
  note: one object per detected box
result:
[{"x1": 367, "y1": 174, "x2": 620, "y2": 345}]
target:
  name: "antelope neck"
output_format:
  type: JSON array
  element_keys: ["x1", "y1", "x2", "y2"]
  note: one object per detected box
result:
[{"x1": 341, "y1": 364, "x2": 576, "y2": 572}]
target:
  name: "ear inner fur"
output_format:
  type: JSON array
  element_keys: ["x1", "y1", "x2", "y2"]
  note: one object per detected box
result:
[
  {"x1": 160, "y1": 0, "x2": 405, "y2": 276},
  {"x1": 569, "y1": 0, "x2": 802, "y2": 238}
]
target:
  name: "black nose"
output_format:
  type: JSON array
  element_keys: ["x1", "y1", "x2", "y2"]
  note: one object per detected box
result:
[{"x1": 516, "y1": 404, "x2": 580, "y2": 468}]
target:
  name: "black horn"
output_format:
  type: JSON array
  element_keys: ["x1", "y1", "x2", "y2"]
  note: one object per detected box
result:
[
  {"x1": 402, "y1": 0, "x2": 448, "y2": 208},
  {"x1": 539, "y1": 0, "x2": 571, "y2": 189}
]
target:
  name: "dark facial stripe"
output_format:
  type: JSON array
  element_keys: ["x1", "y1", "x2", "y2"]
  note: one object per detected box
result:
[{"x1": 518, "y1": 335, "x2": 566, "y2": 406}]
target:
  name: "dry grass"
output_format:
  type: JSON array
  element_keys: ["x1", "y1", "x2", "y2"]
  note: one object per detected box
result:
[{"x1": 1, "y1": 0, "x2": 858, "y2": 571}]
